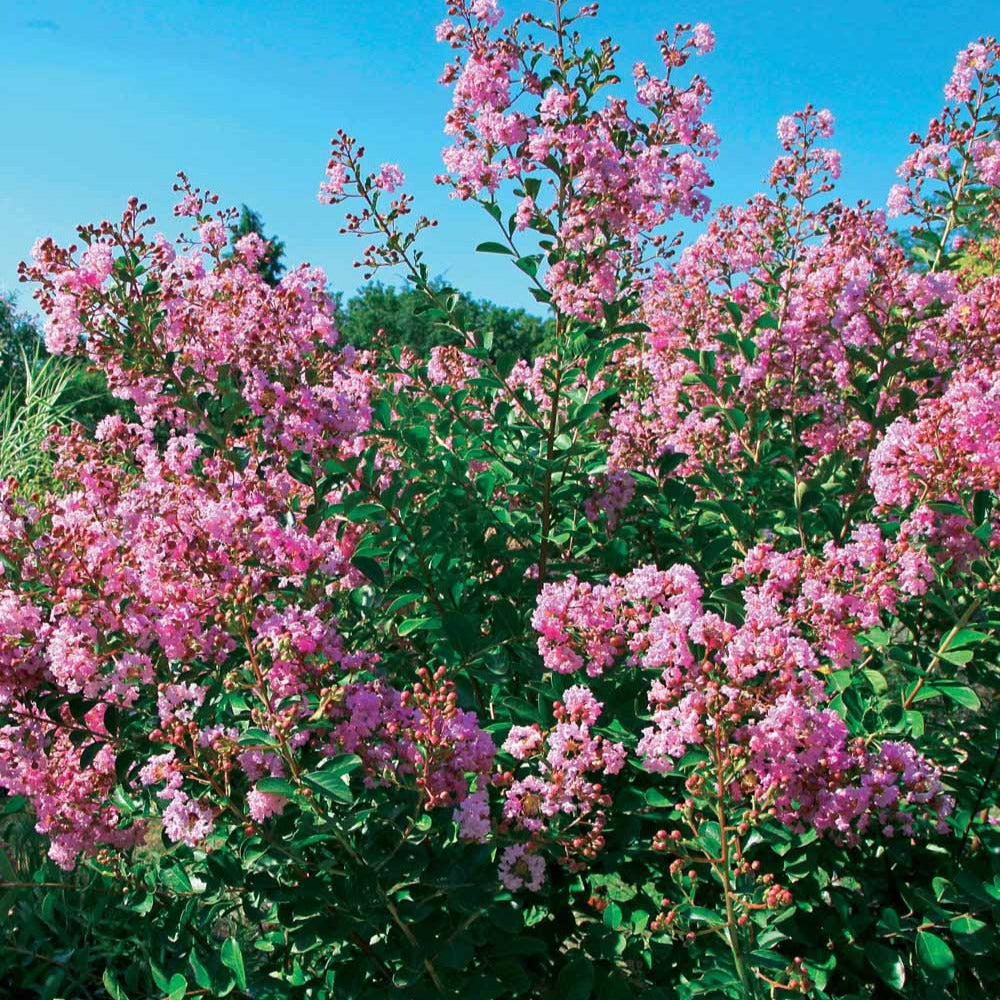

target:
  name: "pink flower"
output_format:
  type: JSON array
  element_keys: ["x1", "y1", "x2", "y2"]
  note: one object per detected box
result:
[
  {"x1": 815, "y1": 108, "x2": 835, "y2": 138},
  {"x1": 247, "y1": 787, "x2": 289, "y2": 823},
  {"x1": 198, "y1": 220, "x2": 227, "y2": 249},
  {"x1": 502, "y1": 725, "x2": 544, "y2": 760},
  {"x1": 43, "y1": 292, "x2": 83, "y2": 354},
  {"x1": 498, "y1": 843, "x2": 545, "y2": 891},
  {"x1": 454, "y1": 788, "x2": 491, "y2": 841},
  {"x1": 514, "y1": 195, "x2": 535, "y2": 231},
  {"x1": 470, "y1": 0, "x2": 502, "y2": 28},
  {"x1": 561, "y1": 685, "x2": 603, "y2": 725},
  {"x1": 174, "y1": 192, "x2": 201, "y2": 217},
  {"x1": 318, "y1": 162, "x2": 349, "y2": 203},
  {"x1": 777, "y1": 115, "x2": 797, "y2": 147},
  {"x1": 887, "y1": 183, "x2": 911, "y2": 217},
  {"x1": 504, "y1": 775, "x2": 552, "y2": 831},
  {"x1": 691, "y1": 23, "x2": 715, "y2": 55},
  {"x1": 374, "y1": 163, "x2": 405, "y2": 193},
  {"x1": 163, "y1": 793, "x2": 215, "y2": 847},
  {"x1": 945, "y1": 41, "x2": 992, "y2": 101},
  {"x1": 79, "y1": 243, "x2": 114, "y2": 286},
  {"x1": 235, "y1": 232, "x2": 268, "y2": 267}
]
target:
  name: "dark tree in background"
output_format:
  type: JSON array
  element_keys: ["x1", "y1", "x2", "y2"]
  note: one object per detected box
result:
[
  {"x1": 228, "y1": 205, "x2": 287, "y2": 286},
  {"x1": 337, "y1": 280, "x2": 553, "y2": 358},
  {"x1": 0, "y1": 293, "x2": 42, "y2": 394}
]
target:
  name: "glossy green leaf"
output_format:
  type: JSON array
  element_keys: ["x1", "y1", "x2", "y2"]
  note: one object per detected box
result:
[
  {"x1": 303, "y1": 754, "x2": 362, "y2": 805},
  {"x1": 916, "y1": 930, "x2": 955, "y2": 975},
  {"x1": 557, "y1": 955, "x2": 595, "y2": 1000},
  {"x1": 221, "y1": 938, "x2": 247, "y2": 990},
  {"x1": 476, "y1": 241, "x2": 515, "y2": 255},
  {"x1": 866, "y1": 942, "x2": 905, "y2": 991}
]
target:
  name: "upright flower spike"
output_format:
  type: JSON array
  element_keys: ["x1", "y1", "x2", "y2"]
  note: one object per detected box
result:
[{"x1": 432, "y1": 2, "x2": 718, "y2": 319}]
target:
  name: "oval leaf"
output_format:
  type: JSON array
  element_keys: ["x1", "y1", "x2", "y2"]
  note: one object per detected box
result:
[
  {"x1": 866, "y1": 941, "x2": 905, "y2": 991},
  {"x1": 916, "y1": 930, "x2": 955, "y2": 975},
  {"x1": 221, "y1": 937, "x2": 247, "y2": 990}
]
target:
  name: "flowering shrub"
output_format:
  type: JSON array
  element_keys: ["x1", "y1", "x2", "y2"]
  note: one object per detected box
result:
[{"x1": 3, "y1": 4, "x2": 1000, "y2": 998}]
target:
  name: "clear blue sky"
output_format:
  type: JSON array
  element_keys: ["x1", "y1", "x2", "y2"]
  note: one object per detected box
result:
[{"x1": 3, "y1": 1, "x2": 999, "y2": 316}]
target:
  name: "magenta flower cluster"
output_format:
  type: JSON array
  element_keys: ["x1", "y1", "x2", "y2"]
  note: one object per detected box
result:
[{"x1": 532, "y1": 556, "x2": 953, "y2": 847}]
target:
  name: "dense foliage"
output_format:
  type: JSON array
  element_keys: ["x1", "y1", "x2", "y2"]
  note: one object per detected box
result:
[
  {"x1": 0, "y1": 292, "x2": 42, "y2": 395},
  {"x1": 336, "y1": 280, "x2": 553, "y2": 358},
  {"x1": 2, "y1": 4, "x2": 999, "y2": 998}
]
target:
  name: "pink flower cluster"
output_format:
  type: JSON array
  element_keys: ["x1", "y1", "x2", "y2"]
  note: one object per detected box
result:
[
  {"x1": 138, "y1": 751, "x2": 216, "y2": 848},
  {"x1": 770, "y1": 106, "x2": 841, "y2": 198},
  {"x1": 434, "y1": 3, "x2": 717, "y2": 319},
  {"x1": 728, "y1": 532, "x2": 935, "y2": 668},
  {"x1": 583, "y1": 469, "x2": 636, "y2": 533},
  {"x1": 747, "y1": 696, "x2": 951, "y2": 839},
  {"x1": 3, "y1": 197, "x2": 507, "y2": 864},
  {"x1": 427, "y1": 344, "x2": 483, "y2": 387},
  {"x1": 870, "y1": 362, "x2": 1000, "y2": 508},
  {"x1": 0, "y1": 704, "x2": 139, "y2": 869},
  {"x1": 890, "y1": 37, "x2": 1000, "y2": 226},
  {"x1": 497, "y1": 684, "x2": 624, "y2": 888},
  {"x1": 533, "y1": 559, "x2": 953, "y2": 843},
  {"x1": 25, "y1": 186, "x2": 372, "y2": 466},
  {"x1": 532, "y1": 564, "x2": 704, "y2": 677},
  {"x1": 328, "y1": 667, "x2": 495, "y2": 809},
  {"x1": 1, "y1": 196, "x2": 394, "y2": 865},
  {"x1": 605, "y1": 108, "x2": 969, "y2": 480}
]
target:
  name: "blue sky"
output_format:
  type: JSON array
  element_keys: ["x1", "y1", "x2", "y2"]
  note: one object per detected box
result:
[{"x1": 3, "y1": 1, "x2": 1000, "y2": 316}]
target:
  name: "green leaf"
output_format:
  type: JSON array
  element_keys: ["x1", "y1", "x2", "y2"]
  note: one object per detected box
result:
[
  {"x1": 688, "y1": 906, "x2": 726, "y2": 926},
  {"x1": 102, "y1": 970, "x2": 130, "y2": 1000},
  {"x1": 951, "y1": 915, "x2": 987, "y2": 935},
  {"x1": 188, "y1": 950, "x2": 213, "y2": 990},
  {"x1": 916, "y1": 683, "x2": 981, "y2": 709},
  {"x1": 351, "y1": 555, "x2": 385, "y2": 586},
  {"x1": 150, "y1": 961, "x2": 171, "y2": 992},
  {"x1": 915, "y1": 930, "x2": 955, "y2": 975},
  {"x1": 0, "y1": 794, "x2": 26, "y2": 815},
  {"x1": 166, "y1": 974, "x2": 188, "y2": 1000},
  {"x1": 237, "y1": 728, "x2": 280, "y2": 748},
  {"x1": 128, "y1": 891, "x2": 155, "y2": 915},
  {"x1": 345, "y1": 502, "x2": 385, "y2": 523},
  {"x1": 939, "y1": 683, "x2": 981, "y2": 708},
  {"x1": 515, "y1": 255, "x2": 540, "y2": 278},
  {"x1": 254, "y1": 776, "x2": 297, "y2": 797},
  {"x1": 973, "y1": 490, "x2": 991, "y2": 525},
  {"x1": 903, "y1": 709, "x2": 925, "y2": 737},
  {"x1": 372, "y1": 396, "x2": 392, "y2": 428},
  {"x1": 590, "y1": 874, "x2": 638, "y2": 903},
  {"x1": 557, "y1": 955, "x2": 595, "y2": 1000},
  {"x1": 645, "y1": 788, "x2": 673, "y2": 808},
  {"x1": 303, "y1": 755, "x2": 362, "y2": 805},
  {"x1": 950, "y1": 628, "x2": 991, "y2": 648},
  {"x1": 398, "y1": 617, "x2": 434, "y2": 636},
  {"x1": 221, "y1": 938, "x2": 247, "y2": 990},
  {"x1": 723, "y1": 300, "x2": 743, "y2": 325},
  {"x1": 476, "y1": 241, "x2": 515, "y2": 255},
  {"x1": 938, "y1": 648, "x2": 974, "y2": 666},
  {"x1": 863, "y1": 669, "x2": 888, "y2": 695},
  {"x1": 159, "y1": 864, "x2": 193, "y2": 894},
  {"x1": 386, "y1": 592, "x2": 424, "y2": 613},
  {"x1": 866, "y1": 942, "x2": 905, "y2": 991}
]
